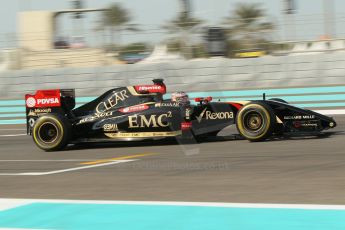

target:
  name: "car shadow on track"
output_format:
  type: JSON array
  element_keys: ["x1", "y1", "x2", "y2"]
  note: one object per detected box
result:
[
  {"x1": 269, "y1": 131, "x2": 340, "y2": 142},
  {"x1": 63, "y1": 131, "x2": 343, "y2": 152},
  {"x1": 64, "y1": 136, "x2": 241, "y2": 152}
]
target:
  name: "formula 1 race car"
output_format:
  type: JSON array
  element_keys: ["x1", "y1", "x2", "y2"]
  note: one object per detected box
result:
[{"x1": 25, "y1": 79, "x2": 337, "y2": 151}]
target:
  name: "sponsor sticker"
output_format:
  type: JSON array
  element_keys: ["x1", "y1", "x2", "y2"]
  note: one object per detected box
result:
[
  {"x1": 96, "y1": 90, "x2": 129, "y2": 113},
  {"x1": 26, "y1": 96, "x2": 60, "y2": 108},
  {"x1": 26, "y1": 90, "x2": 61, "y2": 108},
  {"x1": 119, "y1": 104, "x2": 149, "y2": 113},
  {"x1": 103, "y1": 124, "x2": 119, "y2": 132},
  {"x1": 28, "y1": 108, "x2": 52, "y2": 116},
  {"x1": 293, "y1": 120, "x2": 319, "y2": 128},
  {"x1": 78, "y1": 112, "x2": 114, "y2": 124},
  {"x1": 155, "y1": 102, "x2": 180, "y2": 108},
  {"x1": 128, "y1": 112, "x2": 172, "y2": 128},
  {"x1": 105, "y1": 131, "x2": 181, "y2": 138},
  {"x1": 37, "y1": 97, "x2": 60, "y2": 106},
  {"x1": 181, "y1": 122, "x2": 192, "y2": 130},
  {"x1": 185, "y1": 108, "x2": 191, "y2": 120},
  {"x1": 134, "y1": 85, "x2": 166, "y2": 94},
  {"x1": 196, "y1": 108, "x2": 234, "y2": 123},
  {"x1": 284, "y1": 115, "x2": 316, "y2": 120},
  {"x1": 28, "y1": 118, "x2": 35, "y2": 127},
  {"x1": 137, "y1": 85, "x2": 162, "y2": 91},
  {"x1": 26, "y1": 97, "x2": 36, "y2": 108}
]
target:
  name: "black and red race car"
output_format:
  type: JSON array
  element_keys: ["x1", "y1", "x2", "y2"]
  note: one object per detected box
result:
[{"x1": 25, "y1": 79, "x2": 337, "y2": 151}]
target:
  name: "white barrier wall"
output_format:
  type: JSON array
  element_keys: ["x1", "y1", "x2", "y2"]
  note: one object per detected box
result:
[{"x1": 1, "y1": 53, "x2": 345, "y2": 100}]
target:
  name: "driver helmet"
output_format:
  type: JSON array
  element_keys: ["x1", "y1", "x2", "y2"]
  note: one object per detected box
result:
[{"x1": 171, "y1": 91, "x2": 190, "y2": 105}]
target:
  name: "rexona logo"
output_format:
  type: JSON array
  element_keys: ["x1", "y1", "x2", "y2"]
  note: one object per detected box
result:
[
  {"x1": 196, "y1": 108, "x2": 234, "y2": 123},
  {"x1": 128, "y1": 111, "x2": 172, "y2": 128}
]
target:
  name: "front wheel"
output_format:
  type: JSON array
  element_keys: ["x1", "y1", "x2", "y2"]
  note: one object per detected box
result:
[
  {"x1": 236, "y1": 102, "x2": 276, "y2": 142},
  {"x1": 32, "y1": 114, "x2": 71, "y2": 151}
]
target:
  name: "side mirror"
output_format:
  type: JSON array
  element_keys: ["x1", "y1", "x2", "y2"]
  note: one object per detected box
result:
[{"x1": 194, "y1": 97, "x2": 213, "y2": 104}]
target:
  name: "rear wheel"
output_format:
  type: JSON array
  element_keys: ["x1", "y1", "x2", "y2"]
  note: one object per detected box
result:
[
  {"x1": 32, "y1": 114, "x2": 71, "y2": 151},
  {"x1": 236, "y1": 102, "x2": 275, "y2": 142}
]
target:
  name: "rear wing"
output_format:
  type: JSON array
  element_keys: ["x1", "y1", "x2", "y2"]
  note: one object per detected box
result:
[{"x1": 25, "y1": 89, "x2": 75, "y2": 134}]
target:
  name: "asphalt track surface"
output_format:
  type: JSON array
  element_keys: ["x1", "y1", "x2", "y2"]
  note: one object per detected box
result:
[{"x1": 0, "y1": 116, "x2": 344, "y2": 205}]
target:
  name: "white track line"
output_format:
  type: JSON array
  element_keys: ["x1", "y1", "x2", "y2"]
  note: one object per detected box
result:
[
  {"x1": 0, "y1": 228, "x2": 35, "y2": 230},
  {"x1": 314, "y1": 109, "x2": 345, "y2": 115},
  {"x1": 0, "y1": 129, "x2": 26, "y2": 131},
  {"x1": 0, "y1": 228, "x2": 37, "y2": 230},
  {"x1": 0, "y1": 199, "x2": 33, "y2": 212},
  {"x1": 0, "y1": 134, "x2": 26, "y2": 137},
  {"x1": 0, "y1": 160, "x2": 136, "y2": 176},
  {"x1": 1, "y1": 198, "x2": 345, "y2": 211},
  {"x1": 0, "y1": 159, "x2": 99, "y2": 162}
]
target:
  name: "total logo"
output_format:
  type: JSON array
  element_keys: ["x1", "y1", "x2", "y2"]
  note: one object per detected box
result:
[{"x1": 26, "y1": 97, "x2": 60, "y2": 108}]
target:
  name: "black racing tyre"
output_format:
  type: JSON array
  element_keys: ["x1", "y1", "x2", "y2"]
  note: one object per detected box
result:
[
  {"x1": 236, "y1": 102, "x2": 276, "y2": 142},
  {"x1": 269, "y1": 98, "x2": 288, "y2": 104},
  {"x1": 32, "y1": 114, "x2": 71, "y2": 151}
]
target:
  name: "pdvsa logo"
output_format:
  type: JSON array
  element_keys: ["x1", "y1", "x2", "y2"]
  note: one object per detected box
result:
[
  {"x1": 26, "y1": 97, "x2": 61, "y2": 108},
  {"x1": 37, "y1": 98, "x2": 60, "y2": 105},
  {"x1": 26, "y1": 97, "x2": 36, "y2": 108}
]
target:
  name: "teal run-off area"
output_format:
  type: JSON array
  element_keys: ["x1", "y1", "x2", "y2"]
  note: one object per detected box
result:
[
  {"x1": 1, "y1": 201, "x2": 345, "y2": 230},
  {"x1": 1, "y1": 85, "x2": 345, "y2": 125}
]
